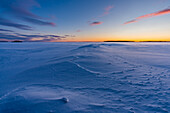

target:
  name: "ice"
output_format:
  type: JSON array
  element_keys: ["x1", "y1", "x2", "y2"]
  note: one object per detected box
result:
[{"x1": 0, "y1": 42, "x2": 170, "y2": 113}]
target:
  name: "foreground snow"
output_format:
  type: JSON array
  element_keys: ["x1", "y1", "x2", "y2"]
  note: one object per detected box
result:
[{"x1": 0, "y1": 42, "x2": 170, "y2": 113}]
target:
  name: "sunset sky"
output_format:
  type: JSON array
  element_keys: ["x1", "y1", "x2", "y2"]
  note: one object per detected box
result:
[{"x1": 0, "y1": 0, "x2": 170, "y2": 42}]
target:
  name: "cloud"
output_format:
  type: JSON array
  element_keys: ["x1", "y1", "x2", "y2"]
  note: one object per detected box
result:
[
  {"x1": 136, "y1": 8, "x2": 170, "y2": 19},
  {"x1": 90, "y1": 21, "x2": 103, "y2": 26},
  {"x1": 0, "y1": 17, "x2": 32, "y2": 30},
  {"x1": 124, "y1": 20, "x2": 138, "y2": 25},
  {"x1": 76, "y1": 30, "x2": 81, "y2": 32},
  {"x1": 0, "y1": 0, "x2": 40, "y2": 18},
  {"x1": 22, "y1": 17, "x2": 56, "y2": 26},
  {"x1": 94, "y1": 5, "x2": 114, "y2": 19},
  {"x1": 103, "y1": 5, "x2": 114, "y2": 16},
  {"x1": 88, "y1": 5, "x2": 113, "y2": 27},
  {"x1": 97, "y1": 5, "x2": 114, "y2": 18},
  {"x1": 0, "y1": 33, "x2": 26, "y2": 40},
  {"x1": 124, "y1": 8, "x2": 170, "y2": 24},
  {"x1": 0, "y1": 0, "x2": 56, "y2": 29},
  {"x1": 0, "y1": 32, "x2": 72, "y2": 42},
  {"x1": 0, "y1": 28, "x2": 13, "y2": 32},
  {"x1": 105, "y1": 5, "x2": 114, "y2": 11}
]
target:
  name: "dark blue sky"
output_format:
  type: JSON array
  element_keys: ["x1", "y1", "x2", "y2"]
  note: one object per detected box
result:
[{"x1": 0, "y1": 0, "x2": 170, "y2": 42}]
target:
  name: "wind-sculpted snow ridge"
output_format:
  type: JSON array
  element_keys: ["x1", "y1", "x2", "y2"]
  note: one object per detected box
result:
[
  {"x1": 73, "y1": 43, "x2": 125, "y2": 52},
  {"x1": 0, "y1": 84, "x2": 100, "y2": 113},
  {"x1": 0, "y1": 42, "x2": 170, "y2": 113}
]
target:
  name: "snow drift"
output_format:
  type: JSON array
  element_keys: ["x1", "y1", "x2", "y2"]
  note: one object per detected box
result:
[{"x1": 0, "y1": 42, "x2": 170, "y2": 113}]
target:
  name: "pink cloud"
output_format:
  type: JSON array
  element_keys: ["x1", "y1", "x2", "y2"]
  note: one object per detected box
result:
[
  {"x1": 90, "y1": 21, "x2": 103, "y2": 26},
  {"x1": 50, "y1": 22, "x2": 56, "y2": 26},
  {"x1": 124, "y1": 8, "x2": 170, "y2": 24},
  {"x1": 88, "y1": 5, "x2": 113, "y2": 26},
  {"x1": 100, "y1": 5, "x2": 114, "y2": 17},
  {"x1": 105, "y1": 5, "x2": 114, "y2": 11},
  {"x1": 76, "y1": 30, "x2": 81, "y2": 32},
  {"x1": 124, "y1": 20, "x2": 138, "y2": 25},
  {"x1": 47, "y1": 15, "x2": 58, "y2": 20},
  {"x1": 136, "y1": 8, "x2": 170, "y2": 19}
]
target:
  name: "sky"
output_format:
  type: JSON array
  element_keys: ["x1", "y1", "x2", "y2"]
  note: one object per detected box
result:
[{"x1": 0, "y1": 0, "x2": 170, "y2": 42}]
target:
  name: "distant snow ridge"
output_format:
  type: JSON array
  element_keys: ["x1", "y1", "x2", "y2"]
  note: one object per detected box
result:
[
  {"x1": 77, "y1": 44, "x2": 102, "y2": 49},
  {"x1": 74, "y1": 43, "x2": 125, "y2": 51}
]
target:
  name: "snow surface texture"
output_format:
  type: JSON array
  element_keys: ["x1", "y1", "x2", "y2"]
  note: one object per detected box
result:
[{"x1": 0, "y1": 42, "x2": 170, "y2": 113}]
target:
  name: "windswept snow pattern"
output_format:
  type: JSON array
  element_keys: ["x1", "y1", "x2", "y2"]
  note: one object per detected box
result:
[{"x1": 0, "y1": 42, "x2": 170, "y2": 113}]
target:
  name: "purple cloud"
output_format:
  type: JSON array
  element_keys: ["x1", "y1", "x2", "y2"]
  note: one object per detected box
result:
[
  {"x1": 0, "y1": 17, "x2": 32, "y2": 30},
  {"x1": 0, "y1": 0, "x2": 56, "y2": 28},
  {"x1": 0, "y1": 28, "x2": 13, "y2": 32},
  {"x1": 22, "y1": 17, "x2": 56, "y2": 26},
  {"x1": 0, "y1": 32, "x2": 71, "y2": 42}
]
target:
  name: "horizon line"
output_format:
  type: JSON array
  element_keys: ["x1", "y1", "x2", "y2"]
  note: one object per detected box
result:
[{"x1": 1, "y1": 40, "x2": 170, "y2": 42}]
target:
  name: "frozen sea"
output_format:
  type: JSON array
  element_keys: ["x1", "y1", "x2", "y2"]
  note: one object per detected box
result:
[{"x1": 0, "y1": 42, "x2": 170, "y2": 113}]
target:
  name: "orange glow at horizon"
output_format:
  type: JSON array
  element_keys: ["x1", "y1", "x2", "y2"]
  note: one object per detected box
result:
[{"x1": 51, "y1": 36, "x2": 170, "y2": 42}]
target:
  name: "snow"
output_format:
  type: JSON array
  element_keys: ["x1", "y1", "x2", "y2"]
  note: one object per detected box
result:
[{"x1": 0, "y1": 42, "x2": 170, "y2": 113}]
